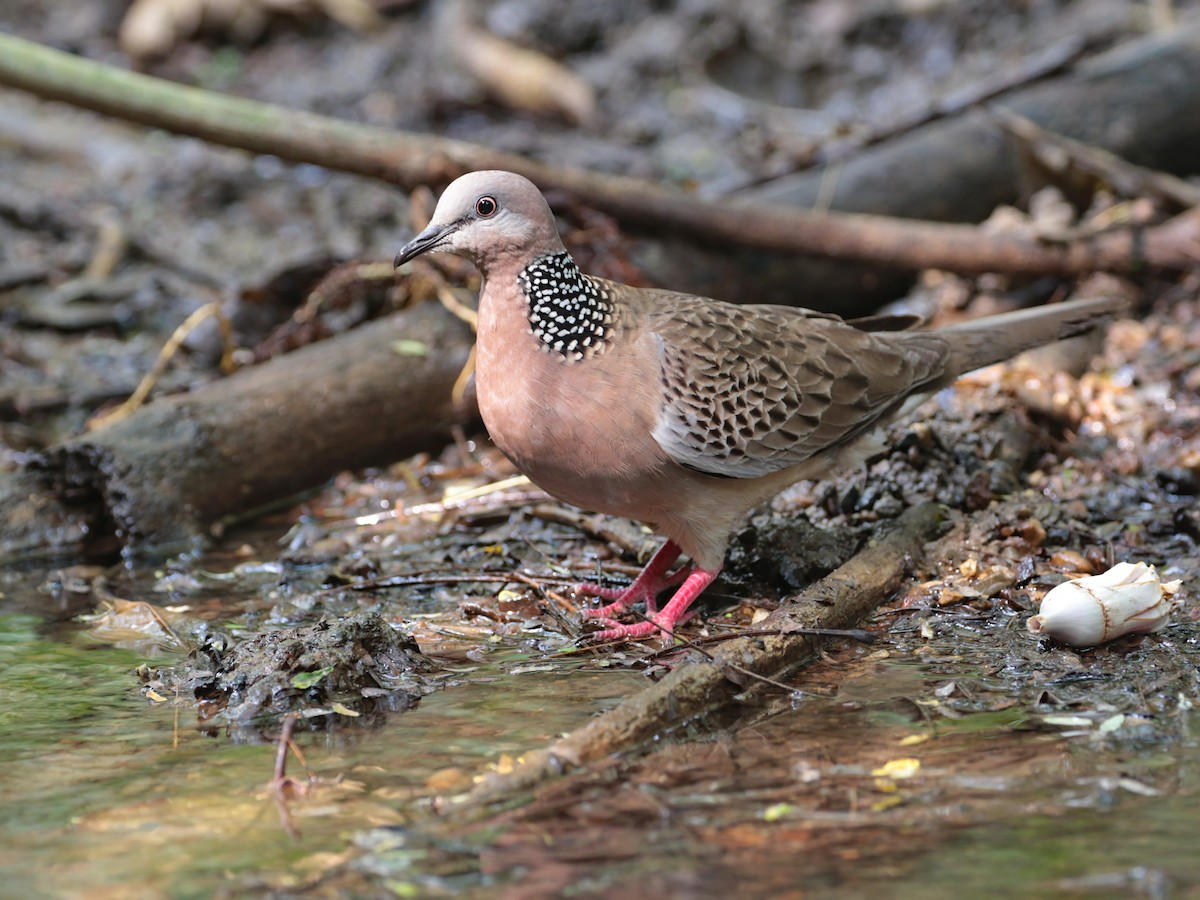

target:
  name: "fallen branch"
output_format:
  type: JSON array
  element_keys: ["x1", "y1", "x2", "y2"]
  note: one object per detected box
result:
[
  {"x1": 734, "y1": 22, "x2": 1200, "y2": 230},
  {"x1": 1, "y1": 30, "x2": 1199, "y2": 283},
  {"x1": 21, "y1": 302, "x2": 476, "y2": 553},
  {"x1": 808, "y1": 35, "x2": 1090, "y2": 170},
  {"x1": 457, "y1": 501, "x2": 947, "y2": 808}
]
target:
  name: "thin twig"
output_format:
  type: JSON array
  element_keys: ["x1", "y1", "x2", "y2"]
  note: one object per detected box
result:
[
  {"x1": 269, "y1": 715, "x2": 303, "y2": 840},
  {"x1": 336, "y1": 474, "x2": 537, "y2": 528},
  {"x1": 667, "y1": 625, "x2": 877, "y2": 650},
  {"x1": 618, "y1": 607, "x2": 803, "y2": 695},
  {"x1": 87, "y1": 300, "x2": 235, "y2": 430},
  {"x1": 326, "y1": 570, "x2": 581, "y2": 596},
  {"x1": 508, "y1": 571, "x2": 580, "y2": 637},
  {"x1": 990, "y1": 105, "x2": 1200, "y2": 209},
  {"x1": 585, "y1": 606, "x2": 873, "y2": 693},
  {"x1": 432, "y1": 281, "x2": 479, "y2": 329},
  {"x1": 812, "y1": 35, "x2": 1090, "y2": 169},
  {"x1": 529, "y1": 504, "x2": 659, "y2": 560}
]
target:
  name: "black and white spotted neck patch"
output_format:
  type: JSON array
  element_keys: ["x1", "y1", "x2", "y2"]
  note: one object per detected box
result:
[{"x1": 517, "y1": 252, "x2": 615, "y2": 362}]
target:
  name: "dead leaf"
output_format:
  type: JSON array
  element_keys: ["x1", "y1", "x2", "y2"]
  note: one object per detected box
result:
[{"x1": 443, "y1": 7, "x2": 597, "y2": 126}]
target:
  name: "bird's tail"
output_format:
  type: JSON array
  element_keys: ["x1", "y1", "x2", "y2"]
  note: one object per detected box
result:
[{"x1": 934, "y1": 295, "x2": 1127, "y2": 378}]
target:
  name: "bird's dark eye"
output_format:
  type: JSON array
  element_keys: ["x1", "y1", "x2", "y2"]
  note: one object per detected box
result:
[{"x1": 475, "y1": 196, "x2": 498, "y2": 218}]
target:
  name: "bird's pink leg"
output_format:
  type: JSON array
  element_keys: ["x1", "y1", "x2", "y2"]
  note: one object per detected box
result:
[
  {"x1": 589, "y1": 566, "x2": 722, "y2": 642},
  {"x1": 577, "y1": 540, "x2": 685, "y2": 619}
]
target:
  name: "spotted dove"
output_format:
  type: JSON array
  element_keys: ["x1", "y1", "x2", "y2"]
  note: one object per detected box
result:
[{"x1": 395, "y1": 171, "x2": 1122, "y2": 641}]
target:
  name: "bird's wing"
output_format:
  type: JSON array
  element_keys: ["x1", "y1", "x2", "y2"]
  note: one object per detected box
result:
[{"x1": 645, "y1": 296, "x2": 950, "y2": 479}]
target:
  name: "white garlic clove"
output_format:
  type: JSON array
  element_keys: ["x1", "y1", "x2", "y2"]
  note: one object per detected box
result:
[{"x1": 1026, "y1": 561, "x2": 1180, "y2": 647}]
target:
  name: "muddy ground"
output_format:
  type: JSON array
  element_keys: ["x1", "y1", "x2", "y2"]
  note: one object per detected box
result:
[{"x1": 2, "y1": 1, "x2": 1200, "y2": 896}]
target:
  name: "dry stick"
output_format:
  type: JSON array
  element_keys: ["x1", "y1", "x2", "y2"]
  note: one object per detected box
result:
[
  {"x1": 88, "y1": 300, "x2": 234, "y2": 430},
  {"x1": 507, "y1": 571, "x2": 580, "y2": 637},
  {"x1": 457, "y1": 501, "x2": 946, "y2": 809},
  {"x1": 331, "y1": 571, "x2": 583, "y2": 596},
  {"x1": 662, "y1": 625, "x2": 877, "y2": 651},
  {"x1": 269, "y1": 716, "x2": 303, "y2": 840},
  {"x1": 429, "y1": 278, "x2": 480, "y2": 407},
  {"x1": 605, "y1": 606, "x2": 868, "y2": 696},
  {"x1": 811, "y1": 34, "x2": 1090, "y2": 170},
  {"x1": 990, "y1": 106, "x2": 1200, "y2": 210},
  {"x1": 529, "y1": 503, "x2": 660, "y2": 560},
  {"x1": 0, "y1": 32, "x2": 1197, "y2": 278}
]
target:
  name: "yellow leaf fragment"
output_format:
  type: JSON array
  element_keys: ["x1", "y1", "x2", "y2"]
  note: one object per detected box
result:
[
  {"x1": 488, "y1": 753, "x2": 517, "y2": 775},
  {"x1": 450, "y1": 24, "x2": 597, "y2": 126},
  {"x1": 871, "y1": 758, "x2": 921, "y2": 779},
  {"x1": 762, "y1": 802, "x2": 797, "y2": 822}
]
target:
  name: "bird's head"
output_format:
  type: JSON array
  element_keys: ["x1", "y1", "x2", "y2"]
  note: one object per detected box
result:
[{"x1": 394, "y1": 171, "x2": 565, "y2": 271}]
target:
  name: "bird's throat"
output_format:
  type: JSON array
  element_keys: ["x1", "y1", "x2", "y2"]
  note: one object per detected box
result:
[{"x1": 517, "y1": 252, "x2": 615, "y2": 362}]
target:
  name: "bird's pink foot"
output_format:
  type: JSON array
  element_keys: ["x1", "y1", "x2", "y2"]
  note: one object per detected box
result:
[
  {"x1": 576, "y1": 540, "x2": 685, "y2": 620},
  {"x1": 576, "y1": 566, "x2": 689, "y2": 619},
  {"x1": 587, "y1": 567, "x2": 721, "y2": 643}
]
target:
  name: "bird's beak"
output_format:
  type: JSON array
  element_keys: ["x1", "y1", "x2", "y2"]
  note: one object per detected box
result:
[{"x1": 394, "y1": 221, "x2": 458, "y2": 268}]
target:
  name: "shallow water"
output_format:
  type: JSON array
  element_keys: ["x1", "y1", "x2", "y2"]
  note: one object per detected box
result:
[
  {"x1": 3, "y1": 563, "x2": 1199, "y2": 898},
  {"x1": 898, "y1": 800, "x2": 1198, "y2": 899},
  {"x1": 0, "y1": 608, "x2": 643, "y2": 897},
  {"x1": 462, "y1": 650, "x2": 1200, "y2": 898}
]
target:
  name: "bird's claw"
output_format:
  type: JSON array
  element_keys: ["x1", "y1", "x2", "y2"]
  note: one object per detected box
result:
[
  {"x1": 573, "y1": 580, "x2": 663, "y2": 620},
  {"x1": 578, "y1": 597, "x2": 660, "y2": 621},
  {"x1": 582, "y1": 614, "x2": 675, "y2": 643},
  {"x1": 573, "y1": 562, "x2": 689, "y2": 621}
]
